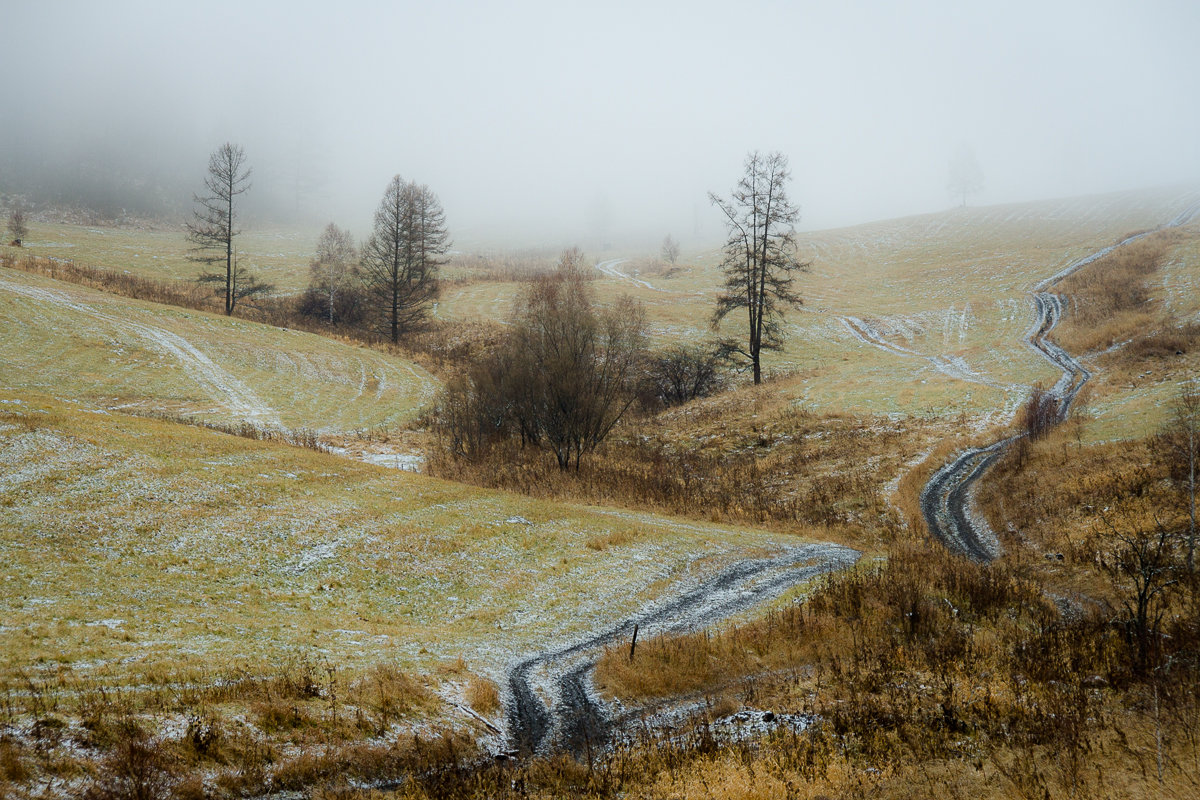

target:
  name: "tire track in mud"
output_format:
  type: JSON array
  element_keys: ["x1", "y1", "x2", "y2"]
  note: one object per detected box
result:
[
  {"x1": 505, "y1": 543, "x2": 859, "y2": 757},
  {"x1": 921, "y1": 198, "x2": 1200, "y2": 561}
]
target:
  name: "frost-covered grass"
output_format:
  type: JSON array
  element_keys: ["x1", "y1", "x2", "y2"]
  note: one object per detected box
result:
[
  {"x1": 0, "y1": 392, "x2": 812, "y2": 689},
  {"x1": 0, "y1": 267, "x2": 437, "y2": 432}
]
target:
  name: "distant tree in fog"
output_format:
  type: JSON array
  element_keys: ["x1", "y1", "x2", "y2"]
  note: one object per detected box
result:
[
  {"x1": 360, "y1": 176, "x2": 448, "y2": 343},
  {"x1": 661, "y1": 234, "x2": 680, "y2": 264},
  {"x1": 947, "y1": 144, "x2": 984, "y2": 208},
  {"x1": 187, "y1": 143, "x2": 271, "y2": 314},
  {"x1": 7, "y1": 205, "x2": 28, "y2": 244},
  {"x1": 709, "y1": 150, "x2": 807, "y2": 385},
  {"x1": 305, "y1": 222, "x2": 359, "y2": 324}
]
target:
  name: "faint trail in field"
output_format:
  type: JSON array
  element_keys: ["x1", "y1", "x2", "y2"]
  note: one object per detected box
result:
[
  {"x1": 921, "y1": 196, "x2": 1200, "y2": 561},
  {"x1": 840, "y1": 314, "x2": 1006, "y2": 389},
  {"x1": 594, "y1": 258, "x2": 660, "y2": 291},
  {"x1": 506, "y1": 542, "x2": 859, "y2": 758},
  {"x1": 0, "y1": 278, "x2": 281, "y2": 427}
]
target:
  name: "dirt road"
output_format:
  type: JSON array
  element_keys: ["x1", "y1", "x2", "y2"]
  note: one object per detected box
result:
[
  {"x1": 921, "y1": 199, "x2": 1200, "y2": 561},
  {"x1": 505, "y1": 542, "x2": 859, "y2": 757}
]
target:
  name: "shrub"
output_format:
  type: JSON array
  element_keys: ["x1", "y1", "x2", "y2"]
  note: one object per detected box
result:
[
  {"x1": 1021, "y1": 383, "x2": 1059, "y2": 439},
  {"x1": 638, "y1": 342, "x2": 731, "y2": 410}
]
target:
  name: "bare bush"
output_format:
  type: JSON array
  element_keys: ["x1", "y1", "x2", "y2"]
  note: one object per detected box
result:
[
  {"x1": 434, "y1": 248, "x2": 646, "y2": 470},
  {"x1": 638, "y1": 342, "x2": 731, "y2": 410},
  {"x1": 660, "y1": 234, "x2": 680, "y2": 265},
  {"x1": 7, "y1": 204, "x2": 28, "y2": 244},
  {"x1": 1021, "y1": 383, "x2": 1059, "y2": 439}
]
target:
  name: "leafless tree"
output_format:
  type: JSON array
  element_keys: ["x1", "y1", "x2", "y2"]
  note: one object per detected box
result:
[
  {"x1": 436, "y1": 249, "x2": 646, "y2": 470},
  {"x1": 196, "y1": 250, "x2": 273, "y2": 314},
  {"x1": 511, "y1": 248, "x2": 646, "y2": 469},
  {"x1": 360, "y1": 176, "x2": 448, "y2": 343},
  {"x1": 1098, "y1": 510, "x2": 1180, "y2": 671},
  {"x1": 947, "y1": 144, "x2": 984, "y2": 208},
  {"x1": 661, "y1": 234, "x2": 680, "y2": 265},
  {"x1": 7, "y1": 204, "x2": 28, "y2": 244},
  {"x1": 710, "y1": 150, "x2": 807, "y2": 384},
  {"x1": 1021, "y1": 382, "x2": 1060, "y2": 440},
  {"x1": 1160, "y1": 379, "x2": 1200, "y2": 572},
  {"x1": 306, "y1": 222, "x2": 358, "y2": 324},
  {"x1": 187, "y1": 143, "x2": 269, "y2": 314}
]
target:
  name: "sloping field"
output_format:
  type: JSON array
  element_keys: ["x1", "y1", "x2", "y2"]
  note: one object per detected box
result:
[
  {"x1": 0, "y1": 267, "x2": 436, "y2": 432},
  {"x1": 434, "y1": 188, "x2": 1200, "y2": 424},
  {"x1": 0, "y1": 391, "x2": 819, "y2": 689},
  {"x1": 8, "y1": 222, "x2": 315, "y2": 293},
  {"x1": 1057, "y1": 224, "x2": 1200, "y2": 442}
]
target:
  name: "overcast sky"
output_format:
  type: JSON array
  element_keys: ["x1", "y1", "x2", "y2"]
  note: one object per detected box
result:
[{"x1": 3, "y1": 0, "x2": 1199, "y2": 247}]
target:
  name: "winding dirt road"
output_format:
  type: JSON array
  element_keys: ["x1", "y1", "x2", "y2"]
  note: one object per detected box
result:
[
  {"x1": 504, "y1": 542, "x2": 859, "y2": 757},
  {"x1": 921, "y1": 200, "x2": 1200, "y2": 561}
]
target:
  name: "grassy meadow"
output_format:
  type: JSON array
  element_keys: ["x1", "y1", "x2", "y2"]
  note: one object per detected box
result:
[
  {"x1": 2, "y1": 187, "x2": 1200, "y2": 797},
  {"x1": 0, "y1": 267, "x2": 436, "y2": 432}
]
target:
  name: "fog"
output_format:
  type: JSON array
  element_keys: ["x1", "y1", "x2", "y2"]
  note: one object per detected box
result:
[{"x1": 3, "y1": 0, "x2": 1199, "y2": 248}]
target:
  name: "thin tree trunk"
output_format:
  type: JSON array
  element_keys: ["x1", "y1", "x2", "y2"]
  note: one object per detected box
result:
[
  {"x1": 225, "y1": 190, "x2": 233, "y2": 315},
  {"x1": 1190, "y1": 425, "x2": 1196, "y2": 571}
]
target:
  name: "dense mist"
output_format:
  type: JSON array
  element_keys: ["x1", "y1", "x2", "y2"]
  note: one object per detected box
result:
[{"x1": 2, "y1": 0, "x2": 1198, "y2": 248}]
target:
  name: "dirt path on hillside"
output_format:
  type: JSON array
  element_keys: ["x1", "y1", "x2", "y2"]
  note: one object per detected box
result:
[
  {"x1": 920, "y1": 198, "x2": 1200, "y2": 561},
  {"x1": 0, "y1": 278, "x2": 282, "y2": 427},
  {"x1": 504, "y1": 542, "x2": 859, "y2": 757},
  {"x1": 595, "y1": 258, "x2": 662, "y2": 291}
]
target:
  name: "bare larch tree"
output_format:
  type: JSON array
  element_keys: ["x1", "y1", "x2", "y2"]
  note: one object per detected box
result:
[
  {"x1": 710, "y1": 150, "x2": 807, "y2": 384},
  {"x1": 187, "y1": 143, "x2": 270, "y2": 314},
  {"x1": 360, "y1": 176, "x2": 448, "y2": 343}
]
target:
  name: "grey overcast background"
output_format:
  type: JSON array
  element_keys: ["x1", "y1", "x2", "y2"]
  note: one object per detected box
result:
[{"x1": 2, "y1": 0, "x2": 1198, "y2": 248}]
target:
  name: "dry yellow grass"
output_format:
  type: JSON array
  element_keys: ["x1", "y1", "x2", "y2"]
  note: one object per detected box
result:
[{"x1": 464, "y1": 674, "x2": 500, "y2": 715}]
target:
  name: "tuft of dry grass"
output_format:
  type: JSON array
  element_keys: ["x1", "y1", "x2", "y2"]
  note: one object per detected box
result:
[{"x1": 464, "y1": 675, "x2": 500, "y2": 715}]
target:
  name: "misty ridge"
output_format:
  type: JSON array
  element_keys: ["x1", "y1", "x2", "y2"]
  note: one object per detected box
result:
[{"x1": 2, "y1": 1, "x2": 1198, "y2": 250}]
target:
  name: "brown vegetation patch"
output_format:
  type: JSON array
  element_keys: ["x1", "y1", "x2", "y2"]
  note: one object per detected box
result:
[
  {"x1": 1054, "y1": 231, "x2": 1176, "y2": 357},
  {"x1": 429, "y1": 381, "x2": 939, "y2": 548}
]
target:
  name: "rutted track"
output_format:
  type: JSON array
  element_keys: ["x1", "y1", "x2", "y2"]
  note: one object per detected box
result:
[
  {"x1": 505, "y1": 543, "x2": 859, "y2": 757},
  {"x1": 921, "y1": 199, "x2": 1200, "y2": 561}
]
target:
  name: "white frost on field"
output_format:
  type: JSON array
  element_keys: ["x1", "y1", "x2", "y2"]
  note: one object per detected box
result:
[
  {"x1": 284, "y1": 540, "x2": 341, "y2": 575},
  {"x1": 327, "y1": 446, "x2": 423, "y2": 472},
  {"x1": 0, "y1": 429, "x2": 100, "y2": 491},
  {"x1": 840, "y1": 315, "x2": 1004, "y2": 388}
]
